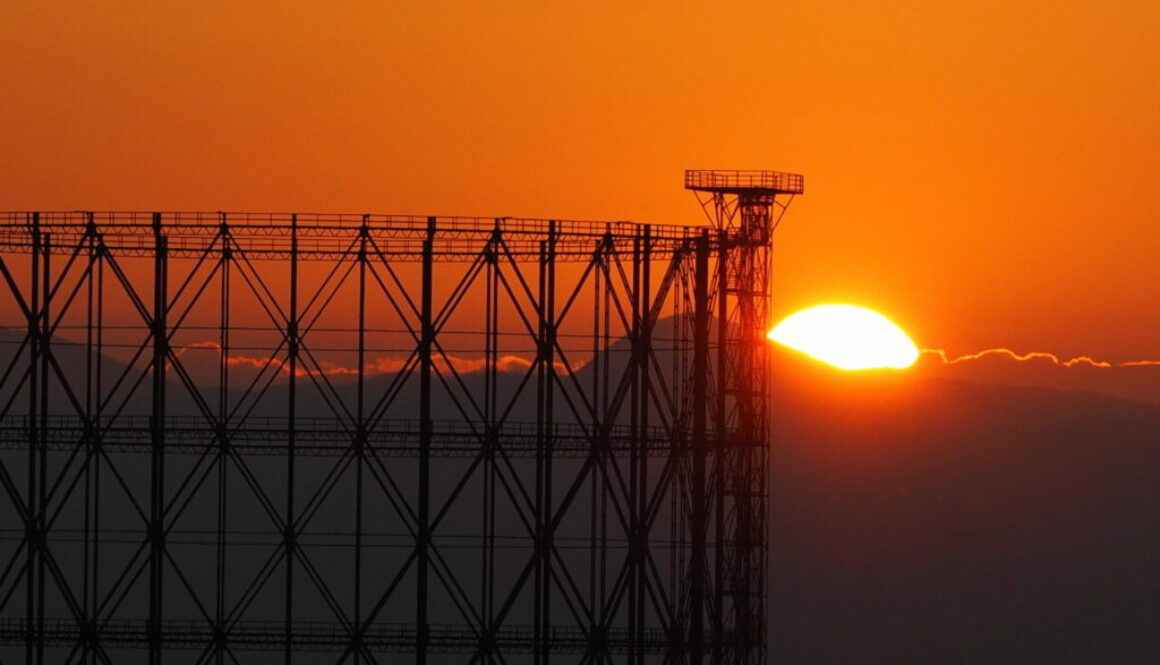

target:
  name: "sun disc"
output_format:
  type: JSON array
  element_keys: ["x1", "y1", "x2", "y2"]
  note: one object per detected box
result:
[{"x1": 768, "y1": 305, "x2": 919, "y2": 370}]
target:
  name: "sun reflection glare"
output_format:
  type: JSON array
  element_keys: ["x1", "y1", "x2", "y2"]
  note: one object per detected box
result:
[{"x1": 768, "y1": 304, "x2": 919, "y2": 370}]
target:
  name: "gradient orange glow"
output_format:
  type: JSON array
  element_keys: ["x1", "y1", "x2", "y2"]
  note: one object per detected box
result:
[{"x1": 1, "y1": 2, "x2": 1156, "y2": 367}]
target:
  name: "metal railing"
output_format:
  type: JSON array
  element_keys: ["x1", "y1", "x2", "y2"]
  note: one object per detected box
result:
[
  {"x1": 684, "y1": 169, "x2": 804, "y2": 194},
  {"x1": 0, "y1": 211, "x2": 713, "y2": 262}
]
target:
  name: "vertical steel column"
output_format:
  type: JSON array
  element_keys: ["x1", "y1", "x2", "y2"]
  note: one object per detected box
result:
[
  {"x1": 638, "y1": 225, "x2": 651, "y2": 664},
  {"x1": 417, "y1": 216, "x2": 435, "y2": 664},
  {"x1": 714, "y1": 227, "x2": 729, "y2": 664},
  {"x1": 24, "y1": 213, "x2": 39, "y2": 665},
  {"x1": 545, "y1": 220, "x2": 556, "y2": 660},
  {"x1": 215, "y1": 217, "x2": 231, "y2": 665},
  {"x1": 21, "y1": 213, "x2": 35, "y2": 665},
  {"x1": 628, "y1": 233, "x2": 640, "y2": 664},
  {"x1": 599, "y1": 234, "x2": 610, "y2": 641},
  {"x1": 285, "y1": 214, "x2": 298, "y2": 665},
  {"x1": 481, "y1": 222, "x2": 500, "y2": 665},
  {"x1": 149, "y1": 213, "x2": 168, "y2": 665},
  {"x1": 691, "y1": 230, "x2": 711, "y2": 665},
  {"x1": 89, "y1": 219, "x2": 105, "y2": 665},
  {"x1": 32, "y1": 218, "x2": 49, "y2": 665},
  {"x1": 533, "y1": 220, "x2": 557, "y2": 664},
  {"x1": 82, "y1": 214, "x2": 97, "y2": 665},
  {"x1": 534, "y1": 232, "x2": 543, "y2": 664},
  {"x1": 37, "y1": 231, "x2": 49, "y2": 665},
  {"x1": 589, "y1": 237, "x2": 603, "y2": 653},
  {"x1": 628, "y1": 230, "x2": 646, "y2": 664},
  {"x1": 354, "y1": 218, "x2": 368, "y2": 664}
]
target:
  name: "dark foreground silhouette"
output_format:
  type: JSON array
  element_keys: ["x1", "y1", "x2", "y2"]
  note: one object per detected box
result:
[{"x1": 1, "y1": 329, "x2": 1157, "y2": 662}]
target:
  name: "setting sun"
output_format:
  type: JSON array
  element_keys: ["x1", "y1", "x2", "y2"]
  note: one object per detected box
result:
[{"x1": 769, "y1": 305, "x2": 920, "y2": 371}]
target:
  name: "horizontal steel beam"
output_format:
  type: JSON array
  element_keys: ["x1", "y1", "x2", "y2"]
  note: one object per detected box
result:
[
  {"x1": 0, "y1": 620, "x2": 691, "y2": 654},
  {"x1": 0, "y1": 417, "x2": 701, "y2": 457}
]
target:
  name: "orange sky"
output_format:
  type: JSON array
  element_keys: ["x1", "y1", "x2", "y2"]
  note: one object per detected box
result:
[{"x1": 1, "y1": 0, "x2": 1157, "y2": 363}]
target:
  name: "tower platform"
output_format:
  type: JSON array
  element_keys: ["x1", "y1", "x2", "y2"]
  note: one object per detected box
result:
[{"x1": 684, "y1": 169, "x2": 804, "y2": 195}]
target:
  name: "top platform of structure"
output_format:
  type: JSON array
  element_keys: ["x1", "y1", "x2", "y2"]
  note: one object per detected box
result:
[
  {"x1": 0, "y1": 211, "x2": 711, "y2": 262},
  {"x1": 684, "y1": 169, "x2": 804, "y2": 195}
]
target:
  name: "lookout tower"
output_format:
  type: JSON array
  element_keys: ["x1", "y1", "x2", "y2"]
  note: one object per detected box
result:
[{"x1": 685, "y1": 169, "x2": 803, "y2": 665}]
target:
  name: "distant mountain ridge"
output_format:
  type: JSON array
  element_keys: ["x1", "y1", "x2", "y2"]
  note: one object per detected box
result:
[
  {"x1": 914, "y1": 346, "x2": 1160, "y2": 407},
  {"x1": 768, "y1": 346, "x2": 1160, "y2": 663},
  {"x1": 3, "y1": 325, "x2": 1159, "y2": 661}
]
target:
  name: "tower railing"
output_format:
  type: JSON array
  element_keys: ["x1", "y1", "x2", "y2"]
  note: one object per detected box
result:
[{"x1": 683, "y1": 170, "x2": 804, "y2": 194}]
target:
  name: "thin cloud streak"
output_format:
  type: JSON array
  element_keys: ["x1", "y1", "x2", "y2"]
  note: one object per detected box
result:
[
  {"x1": 921, "y1": 348, "x2": 1160, "y2": 369},
  {"x1": 170, "y1": 341, "x2": 570, "y2": 377}
]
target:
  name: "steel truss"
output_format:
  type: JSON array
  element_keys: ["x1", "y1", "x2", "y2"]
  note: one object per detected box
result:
[{"x1": 0, "y1": 173, "x2": 800, "y2": 665}]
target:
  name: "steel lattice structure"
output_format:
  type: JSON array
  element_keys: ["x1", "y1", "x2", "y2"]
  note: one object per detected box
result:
[{"x1": 0, "y1": 170, "x2": 801, "y2": 665}]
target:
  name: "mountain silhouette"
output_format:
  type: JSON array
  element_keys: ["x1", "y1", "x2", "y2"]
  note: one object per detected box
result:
[
  {"x1": 2, "y1": 324, "x2": 1158, "y2": 662},
  {"x1": 768, "y1": 346, "x2": 1160, "y2": 663}
]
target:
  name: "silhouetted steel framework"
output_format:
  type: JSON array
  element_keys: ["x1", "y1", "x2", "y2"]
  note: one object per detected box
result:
[{"x1": 0, "y1": 170, "x2": 800, "y2": 665}]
